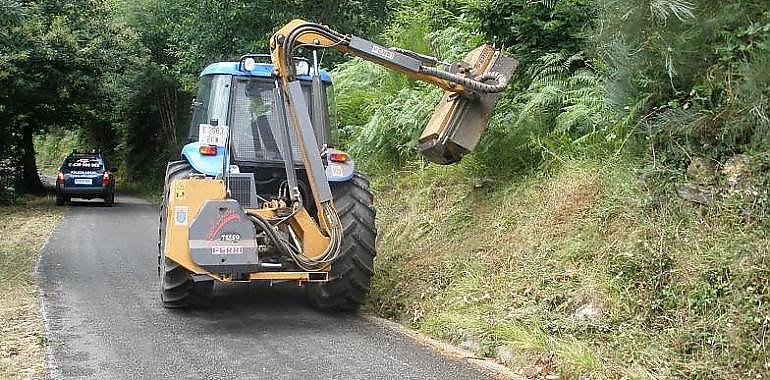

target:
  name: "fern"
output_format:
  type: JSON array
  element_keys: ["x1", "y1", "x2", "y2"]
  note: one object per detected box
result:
[
  {"x1": 649, "y1": 0, "x2": 695, "y2": 23},
  {"x1": 516, "y1": 52, "x2": 615, "y2": 139}
]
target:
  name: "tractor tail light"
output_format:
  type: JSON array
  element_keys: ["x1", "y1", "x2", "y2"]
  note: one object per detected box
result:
[
  {"x1": 56, "y1": 171, "x2": 64, "y2": 185},
  {"x1": 102, "y1": 172, "x2": 110, "y2": 186},
  {"x1": 328, "y1": 152, "x2": 349, "y2": 163},
  {"x1": 199, "y1": 145, "x2": 218, "y2": 156}
]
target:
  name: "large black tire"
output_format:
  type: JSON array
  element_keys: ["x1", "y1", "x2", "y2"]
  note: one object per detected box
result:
[
  {"x1": 158, "y1": 161, "x2": 214, "y2": 308},
  {"x1": 306, "y1": 172, "x2": 376, "y2": 312}
]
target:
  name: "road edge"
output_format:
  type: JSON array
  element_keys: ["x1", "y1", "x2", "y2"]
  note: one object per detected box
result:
[
  {"x1": 362, "y1": 314, "x2": 525, "y2": 380},
  {"x1": 34, "y1": 212, "x2": 66, "y2": 380}
]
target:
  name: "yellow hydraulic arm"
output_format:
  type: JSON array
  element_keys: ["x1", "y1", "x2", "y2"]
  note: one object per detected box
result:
[
  {"x1": 269, "y1": 19, "x2": 517, "y2": 165},
  {"x1": 265, "y1": 19, "x2": 515, "y2": 266}
]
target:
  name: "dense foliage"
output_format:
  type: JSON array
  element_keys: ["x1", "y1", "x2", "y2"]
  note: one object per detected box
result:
[
  {"x1": 334, "y1": 1, "x2": 769, "y2": 377},
  {"x1": 330, "y1": 1, "x2": 769, "y2": 185},
  {"x1": 0, "y1": 0, "x2": 387, "y2": 202},
  {"x1": 0, "y1": 0, "x2": 138, "y2": 199}
]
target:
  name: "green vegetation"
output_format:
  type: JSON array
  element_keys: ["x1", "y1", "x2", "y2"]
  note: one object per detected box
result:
[
  {"x1": 0, "y1": 197, "x2": 64, "y2": 377},
  {"x1": 34, "y1": 129, "x2": 81, "y2": 175},
  {"x1": 333, "y1": 0, "x2": 769, "y2": 378},
  {"x1": 370, "y1": 157, "x2": 768, "y2": 378}
]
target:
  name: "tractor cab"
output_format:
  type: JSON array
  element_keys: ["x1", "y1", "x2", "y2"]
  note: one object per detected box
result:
[{"x1": 181, "y1": 55, "x2": 352, "y2": 208}]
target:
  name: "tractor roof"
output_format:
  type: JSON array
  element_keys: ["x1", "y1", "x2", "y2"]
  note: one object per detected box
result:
[{"x1": 200, "y1": 62, "x2": 332, "y2": 83}]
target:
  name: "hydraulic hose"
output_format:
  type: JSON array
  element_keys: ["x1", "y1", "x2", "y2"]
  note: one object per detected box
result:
[
  {"x1": 420, "y1": 66, "x2": 508, "y2": 94},
  {"x1": 279, "y1": 22, "x2": 507, "y2": 93},
  {"x1": 247, "y1": 203, "x2": 343, "y2": 272},
  {"x1": 280, "y1": 24, "x2": 349, "y2": 80}
]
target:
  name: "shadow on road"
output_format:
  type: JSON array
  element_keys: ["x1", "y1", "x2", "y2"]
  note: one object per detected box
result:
[
  {"x1": 169, "y1": 283, "x2": 360, "y2": 337},
  {"x1": 63, "y1": 194, "x2": 152, "y2": 208},
  {"x1": 65, "y1": 199, "x2": 116, "y2": 207}
]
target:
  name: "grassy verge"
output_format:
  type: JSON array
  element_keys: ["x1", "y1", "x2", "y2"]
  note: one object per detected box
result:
[
  {"x1": 0, "y1": 196, "x2": 64, "y2": 378},
  {"x1": 369, "y1": 156, "x2": 769, "y2": 379}
]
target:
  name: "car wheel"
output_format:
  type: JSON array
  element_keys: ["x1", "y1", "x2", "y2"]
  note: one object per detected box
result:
[{"x1": 104, "y1": 191, "x2": 115, "y2": 207}]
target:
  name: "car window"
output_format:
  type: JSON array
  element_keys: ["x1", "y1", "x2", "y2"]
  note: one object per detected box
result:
[{"x1": 65, "y1": 156, "x2": 103, "y2": 172}]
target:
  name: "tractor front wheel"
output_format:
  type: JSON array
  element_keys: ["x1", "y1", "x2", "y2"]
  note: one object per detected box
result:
[{"x1": 306, "y1": 172, "x2": 376, "y2": 312}]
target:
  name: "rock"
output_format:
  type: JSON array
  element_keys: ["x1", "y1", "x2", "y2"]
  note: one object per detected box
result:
[
  {"x1": 520, "y1": 366, "x2": 541, "y2": 379},
  {"x1": 686, "y1": 157, "x2": 717, "y2": 185},
  {"x1": 495, "y1": 345, "x2": 515, "y2": 364},
  {"x1": 459, "y1": 339, "x2": 480, "y2": 353},
  {"x1": 574, "y1": 302, "x2": 601, "y2": 323},
  {"x1": 722, "y1": 154, "x2": 753, "y2": 188},
  {"x1": 677, "y1": 183, "x2": 716, "y2": 204}
]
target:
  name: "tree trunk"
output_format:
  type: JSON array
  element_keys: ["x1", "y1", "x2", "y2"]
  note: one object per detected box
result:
[
  {"x1": 156, "y1": 85, "x2": 179, "y2": 149},
  {"x1": 21, "y1": 125, "x2": 45, "y2": 194}
]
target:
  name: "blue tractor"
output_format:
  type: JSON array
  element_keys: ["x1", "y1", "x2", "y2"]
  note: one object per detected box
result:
[
  {"x1": 159, "y1": 54, "x2": 375, "y2": 310},
  {"x1": 158, "y1": 20, "x2": 514, "y2": 311}
]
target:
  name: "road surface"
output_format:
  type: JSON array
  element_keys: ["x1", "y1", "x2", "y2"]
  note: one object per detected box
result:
[{"x1": 38, "y1": 196, "x2": 492, "y2": 379}]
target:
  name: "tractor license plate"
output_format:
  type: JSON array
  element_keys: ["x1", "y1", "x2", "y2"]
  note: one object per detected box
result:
[
  {"x1": 198, "y1": 124, "x2": 229, "y2": 146},
  {"x1": 211, "y1": 246, "x2": 243, "y2": 255},
  {"x1": 74, "y1": 178, "x2": 92, "y2": 185}
]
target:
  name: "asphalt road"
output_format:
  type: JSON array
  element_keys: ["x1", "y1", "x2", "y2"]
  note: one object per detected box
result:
[{"x1": 38, "y1": 196, "x2": 492, "y2": 379}]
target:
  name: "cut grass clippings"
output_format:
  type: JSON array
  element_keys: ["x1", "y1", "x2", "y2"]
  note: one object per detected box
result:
[
  {"x1": 0, "y1": 196, "x2": 64, "y2": 379},
  {"x1": 369, "y1": 156, "x2": 770, "y2": 379}
]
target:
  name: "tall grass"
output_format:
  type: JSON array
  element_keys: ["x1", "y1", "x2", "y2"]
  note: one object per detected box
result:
[
  {"x1": 0, "y1": 197, "x2": 63, "y2": 377},
  {"x1": 370, "y1": 157, "x2": 769, "y2": 378}
]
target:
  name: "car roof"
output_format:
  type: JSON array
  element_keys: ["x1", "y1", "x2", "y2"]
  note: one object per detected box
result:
[{"x1": 200, "y1": 62, "x2": 332, "y2": 83}]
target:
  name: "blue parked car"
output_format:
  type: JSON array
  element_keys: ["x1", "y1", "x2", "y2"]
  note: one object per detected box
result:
[{"x1": 56, "y1": 149, "x2": 116, "y2": 206}]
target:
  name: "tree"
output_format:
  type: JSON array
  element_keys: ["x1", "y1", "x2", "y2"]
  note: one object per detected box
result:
[
  {"x1": 0, "y1": 0, "x2": 139, "y2": 194},
  {"x1": 465, "y1": 0, "x2": 597, "y2": 66}
]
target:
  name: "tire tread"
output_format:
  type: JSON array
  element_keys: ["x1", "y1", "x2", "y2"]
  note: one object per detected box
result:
[{"x1": 306, "y1": 172, "x2": 376, "y2": 312}]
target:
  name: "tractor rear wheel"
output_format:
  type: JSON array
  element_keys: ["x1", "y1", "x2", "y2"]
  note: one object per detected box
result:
[
  {"x1": 158, "y1": 161, "x2": 213, "y2": 308},
  {"x1": 306, "y1": 172, "x2": 376, "y2": 312}
]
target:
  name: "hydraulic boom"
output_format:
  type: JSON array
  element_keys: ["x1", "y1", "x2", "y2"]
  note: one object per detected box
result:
[
  {"x1": 269, "y1": 19, "x2": 517, "y2": 165},
  {"x1": 265, "y1": 19, "x2": 515, "y2": 267}
]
